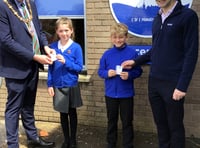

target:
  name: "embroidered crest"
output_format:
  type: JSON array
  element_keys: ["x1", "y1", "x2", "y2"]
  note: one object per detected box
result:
[{"x1": 67, "y1": 50, "x2": 71, "y2": 54}]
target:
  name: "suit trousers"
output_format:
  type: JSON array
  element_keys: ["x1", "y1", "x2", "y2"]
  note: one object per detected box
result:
[
  {"x1": 105, "y1": 96, "x2": 134, "y2": 148},
  {"x1": 148, "y1": 76, "x2": 185, "y2": 148},
  {"x1": 5, "y1": 64, "x2": 39, "y2": 148}
]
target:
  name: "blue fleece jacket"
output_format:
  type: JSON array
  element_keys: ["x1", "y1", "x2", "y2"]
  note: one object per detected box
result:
[
  {"x1": 98, "y1": 44, "x2": 142, "y2": 98},
  {"x1": 47, "y1": 41, "x2": 83, "y2": 88},
  {"x1": 135, "y1": 1, "x2": 199, "y2": 92}
]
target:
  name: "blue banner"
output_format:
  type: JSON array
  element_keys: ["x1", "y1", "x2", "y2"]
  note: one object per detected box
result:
[
  {"x1": 34, "y1": 0, "x2": 84, "y2": 18},
  {"x1": 129, "y1": 45, "x2": 151, "y2": 56},
  {"x1": 129, "y1": 45, "x2": 151, "y2": 64}
]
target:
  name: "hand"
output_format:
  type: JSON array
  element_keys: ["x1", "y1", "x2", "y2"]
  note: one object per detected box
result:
[
  {"x1": 44, "y1": 46, "x2": 56, "y2": 56},
  {"x1": 33, "y1": 54, "x2": 53, "y2": 65},
  {"x1": 172, "y1": 89, "x2": 186, "y2": 101},
  {"x1": 56, "y1": 54, "x2": 65, "y2": 64},
  {"x1": 121, "y1": 60, "x2": 135, "y2": 69},
  {"x1": 108, "y1": 69, "x2": 116, "y2": 77},
  {"x1": 120, "y1": 72, "x2": 128, "y2": 80},
  {"x1": 48, "y1": 87, "x2": 54, "y2": 97}
]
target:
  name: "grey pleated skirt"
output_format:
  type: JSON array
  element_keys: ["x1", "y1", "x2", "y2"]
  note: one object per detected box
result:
[{"x1": 53, "y1": 85, "x2": 83, "y2": 113}]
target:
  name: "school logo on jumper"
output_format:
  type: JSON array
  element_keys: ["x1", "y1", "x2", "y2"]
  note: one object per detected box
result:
[{"x1": 109, "y1": 0, "x2": 193, "y2": 38}]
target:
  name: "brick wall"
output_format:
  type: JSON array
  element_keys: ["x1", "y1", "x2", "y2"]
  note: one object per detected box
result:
[{"x1": 0, "y1": 0, "x2": 200, "y2": 137}]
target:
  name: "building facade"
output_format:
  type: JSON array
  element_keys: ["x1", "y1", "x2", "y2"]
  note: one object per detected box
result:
[{"x1": 0, "y1": 0, "x2": 200, "y2": 137}]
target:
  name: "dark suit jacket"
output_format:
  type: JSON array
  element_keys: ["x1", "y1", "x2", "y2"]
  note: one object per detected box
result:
[{"x1": 0, "y1": 0, "x2": 48, "y2": 79}]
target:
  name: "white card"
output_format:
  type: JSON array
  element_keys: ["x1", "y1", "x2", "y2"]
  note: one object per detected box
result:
[
  {"x1": 116, "y1": 65, "x2": 122, "y2": 75},
  {"x1": 50, "y1": 53, "x2": 57, "y2": 61}
]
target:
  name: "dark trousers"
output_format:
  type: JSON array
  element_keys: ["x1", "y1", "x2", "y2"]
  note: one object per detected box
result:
[
  {"x1": 60, "y1": 108, "x2": 77, "y2": 144},
  {"x1": 148, "y1": 77, "x2": 185, "y2": 148},
  {"x1": 5, "y1": 64, "x2": 39, "y2": 148},
  {"x1": 105, "y1": 96, "x2": 134, "y2": 148}
]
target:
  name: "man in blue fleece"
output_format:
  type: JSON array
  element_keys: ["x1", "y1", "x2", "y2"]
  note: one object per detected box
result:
[
  {"x1": 122, "y1": 0, "x2": 199, "y2": 148},
  {"x1": 98, "y1": 23, "x2": 142, "y2": 148}
]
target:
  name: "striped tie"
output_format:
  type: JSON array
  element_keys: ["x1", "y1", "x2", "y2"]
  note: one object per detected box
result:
[{"x1": 21, "y1": 3, "x2": 41, "y2": 55}]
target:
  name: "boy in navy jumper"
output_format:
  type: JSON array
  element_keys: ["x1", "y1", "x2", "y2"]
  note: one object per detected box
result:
[
  {"x1": 122, "y1": 0, "x2": 199, "y2": 147},
  {"x1": 98, "y1": 23, "x2": 142, "y2": 148}
]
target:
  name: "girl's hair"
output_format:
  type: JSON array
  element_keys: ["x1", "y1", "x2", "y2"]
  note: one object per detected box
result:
[
  {"x1": 54, "y1": 17, "x2": 75, "y2": 40},
  {"x1": 110, "y1": 23, "x2": 128, "y2": 37}
]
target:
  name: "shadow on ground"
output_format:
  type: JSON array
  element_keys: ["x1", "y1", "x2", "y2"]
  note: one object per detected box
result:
[{"x1": 1, "y1": 120, "x2": 200, "y2": 148}]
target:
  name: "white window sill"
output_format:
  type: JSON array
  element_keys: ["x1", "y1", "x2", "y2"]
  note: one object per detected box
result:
[{"x1": 39, "y1": 71, "x2": 91, "y2": 83}]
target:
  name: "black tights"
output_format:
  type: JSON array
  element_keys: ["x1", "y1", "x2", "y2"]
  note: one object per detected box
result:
[{"x1": 60, "y1": 108, "x2": 77, "y2": 144}]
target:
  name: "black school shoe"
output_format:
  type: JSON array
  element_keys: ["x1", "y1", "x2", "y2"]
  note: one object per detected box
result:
[
  {"x1": 61, "y1": 142, "x2": 70, "y2": 148},
  {"x1": 70, "y1": 139, "x2": 77, "y2": 148}
]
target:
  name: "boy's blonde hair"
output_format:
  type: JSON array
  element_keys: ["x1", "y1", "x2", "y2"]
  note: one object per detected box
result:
[
  {"x1": 54, "y1": 17, "x2": 75, "y2": 40},
  {"x1": 110, "y1": 23, "x2": 128, "y2": 36}
]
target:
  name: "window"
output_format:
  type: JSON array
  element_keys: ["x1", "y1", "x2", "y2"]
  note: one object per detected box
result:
[
  {"x1": 40, "y1": 19, "x2": 85, "y2": 65},
  {"x1": 35, "y1": 0, "x2": 86, "y2": 67}
]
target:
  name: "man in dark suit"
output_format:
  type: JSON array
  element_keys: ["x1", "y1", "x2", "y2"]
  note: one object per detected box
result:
[
  {"x1": 0, "y1": 0, "x2": 55, "y2": 147},
  {"x1": 0, "y1": 77, "x2": 2, "y2": 88}
]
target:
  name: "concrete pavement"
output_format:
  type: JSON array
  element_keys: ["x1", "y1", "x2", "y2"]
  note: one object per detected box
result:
[{"x1": 0, "y1": 119, "x2": 200, "y2": 148}]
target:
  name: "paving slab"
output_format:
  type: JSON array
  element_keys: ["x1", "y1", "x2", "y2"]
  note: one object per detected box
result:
[{"x1": 0, "y1": 120, "x2": 200, "y2": 148}]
